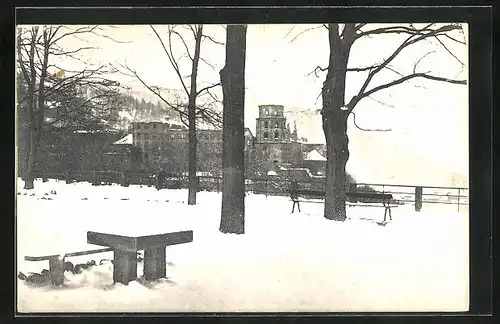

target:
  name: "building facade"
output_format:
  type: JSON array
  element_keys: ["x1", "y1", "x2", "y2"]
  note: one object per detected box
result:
[
  {"x1": 131, "y1": 121, "x2": 254, "y2": 175},
  {"x1": 127, "y1": 105, "x2": 326, "y2": 176}
]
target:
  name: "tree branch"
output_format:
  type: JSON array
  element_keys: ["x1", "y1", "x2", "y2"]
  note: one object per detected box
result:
[
  {"x1": 201, "y1": 34, "x2": 225, "y2": 46},
  {"x1": 197, "y1": 82, "x2": 221, "y2": 96},
  {"x1": 434, "y1": 36, "x2": 465, "y2": 67},
  {"x1": 347, "y1": 72, "x2": 466, "y2": 114},
  {"x1": 350, "y1": 111, "x2": 392, "y2": 132},
  {"x1": 170, "y1": 29, "x2": 194, "y2": 61},
  {"x1": 346, "y1": 24, "x2": 464, "y2": 113},
  {"x1": 413, "y1": 50, "x2": 436, "y2": 73},
  {"x1": 289, "y1": 25, "x2": 324, "y2": 43},
  {"x1": 150, "y1": 25, "x2": 190, "y2": 97}
]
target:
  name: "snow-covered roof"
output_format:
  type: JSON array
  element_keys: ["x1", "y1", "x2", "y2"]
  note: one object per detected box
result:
[
  {"x1": 306, "y1": 149, "x2": 326, "y2": 161},
  {"x1": 113, "y1": 134, "x2": 133, "y2": 145}
]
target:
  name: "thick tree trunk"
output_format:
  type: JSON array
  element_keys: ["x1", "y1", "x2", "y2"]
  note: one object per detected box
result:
[
  {"x1": 219, "y1": 25, "x2": 247, "y2": 234},
  {"x1": 321, "y1": 24, "x2": 351, "y2": 221},
  {"x1": 23, "y1": 129, "x2": 39, "y2": 189},
  {"x1": 323, "y1": 111, "x2": 349, "y2": 221}
]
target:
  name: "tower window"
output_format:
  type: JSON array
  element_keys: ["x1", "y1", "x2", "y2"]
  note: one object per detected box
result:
[
  {"x1": 273, "y1": 110, "x2": 277, "y2": 116},
  {"x1": 274, "y1": 131, "x2": 279, "y2": 140},
  {"x1": 263, "y1": 132, "x2": 269, "y2": 140},
  {"x1": 265, "y1": 110, "x2": 269, "y2": 116},
  {"x1": 264, "y1": 121, "x2": 269, "y2": 128},
  {"x1": 275, "y1": 122, "x2": 279, "y2": 128}
]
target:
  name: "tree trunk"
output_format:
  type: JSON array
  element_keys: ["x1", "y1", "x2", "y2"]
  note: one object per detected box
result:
[
  {"x1": 321, "y1": 24, "x2": 351, "y2": 221},
  {"x1": 323, "y1": 111, "x2": 349, "y2": 221},
  {"x1": 187, "y1": 25, "x2": 203, "y2": 205},
  {"x1": 219, "y1": 24, "x2": 247, "y2": 234},
  {"x1": 22, "y1": 27, "x2": 50, "y2": 190},
  {"x1": 23, "y1": 128, "x2": 40, "y2": 189},
  {"x1": 187, "y1": 99, "x2": 197, "y2": 205}
]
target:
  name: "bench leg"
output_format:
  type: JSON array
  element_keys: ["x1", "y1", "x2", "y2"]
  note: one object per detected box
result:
[
  {"x1": 48, "y1": 256, "x2": 65, "y2": 286},
  {"x1": 113, "y1": 250, "x2": 137, "y2": 285},
  {"x1": 383, "y1": 206, "x2": 392, "y2": 222},
  {"x1": 143, "y1": 246, "x2": 167, "y2": 281}
]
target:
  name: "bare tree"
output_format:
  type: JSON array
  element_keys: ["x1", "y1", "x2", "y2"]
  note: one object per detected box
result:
[
  {"x1": 219, "y1": 25, "x2": 247, "y2": 234},
  {"x1": 291, "y1": 23, "x2": 467, "y2": 221},
  {"x1": 123, "y1": 25, "x2": 223, "y2": 205},
  {"x1": 16, "y1": 25, "x2": 126, "y2": 189}
]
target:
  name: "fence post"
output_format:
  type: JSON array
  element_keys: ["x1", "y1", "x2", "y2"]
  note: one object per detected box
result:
[
  {"x1": 121, "y1": 171, "x2": 129, "y2": 187},
  {"x1": 92, "y1": 171, "x2": 98, "y2": 186},
  {"x1": 457, "y1": 188, "x2": 461, "y2": 212},
  {"x1": 415, "y1": 186, "x2": 423, "y2": 212},
  {"x1": 155, "y1": 172, "x2": 160, "y2": 190},
  {"x1": 65, "y1": 170, "x2": 71, "y2": 184},
  {"x1": 265, "y1": 179, "x2": 268, "y2": 198}
]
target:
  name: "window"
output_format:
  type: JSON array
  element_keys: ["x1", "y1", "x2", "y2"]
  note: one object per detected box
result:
[
  {"x1": 275, "y1": 122, "x2": 279, "y2": 128},
  {"x1": 274, "y1": 131, "x2": 279, "y2": 140},
  {"x1": 145, "y1": 134, "x2": 150, "y2": 140},
  {"x1": 152, "y1": 124, "x2": 156, "y2": 129},
  {"x1": 264, "y1": 121, "x2": 269, "y2": 129},
  {"x1": 152, "y1": 134, "x2": 157, "y2": 140},
  {"x1": 171, "y1": 134, "x2": 175, "y2": 139},
  {"x1": 273, "y1": 110, "x2": 277, "y2": 116},
  {"x1": 263, "y1": 132, "x2": 269, "y2": 140},
  {"x1": 265, "y1": 110, "x2": 269, "y2": 116}
]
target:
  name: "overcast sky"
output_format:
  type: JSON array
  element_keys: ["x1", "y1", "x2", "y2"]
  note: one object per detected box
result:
[{"x1": 22, "y1": 23, "x2": 469, "y2": 178}]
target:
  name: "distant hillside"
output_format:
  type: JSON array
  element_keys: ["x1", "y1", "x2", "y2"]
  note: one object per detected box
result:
[{"x1": 121, "y1": 85, "x2": 221, "y2": 130}]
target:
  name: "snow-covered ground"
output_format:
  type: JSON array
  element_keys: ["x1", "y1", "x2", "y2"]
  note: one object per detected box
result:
[{"x1": 16, "y1": 178, "x2": 469, "y2": 313}]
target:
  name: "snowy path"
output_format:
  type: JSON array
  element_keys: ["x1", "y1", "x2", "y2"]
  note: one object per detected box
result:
[{"x1": 16, "y1": 179, "x2": 468, "y2": 312}]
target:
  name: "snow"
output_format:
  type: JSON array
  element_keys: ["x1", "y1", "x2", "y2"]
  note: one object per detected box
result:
[
  {"x1": 305, "y1": 149, "x2": 326, "y2": 161},
  {"x1": 113, "y1": 134, "x2": 133, "y2": 145},
  {"x1": 16, "y1": 178, "x2": 469, "y2": 312}
]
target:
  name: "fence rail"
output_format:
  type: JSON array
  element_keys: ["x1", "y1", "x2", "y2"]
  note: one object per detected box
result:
[{"x1": 31, "y1": 170, "x2": 468, "y2": 212}]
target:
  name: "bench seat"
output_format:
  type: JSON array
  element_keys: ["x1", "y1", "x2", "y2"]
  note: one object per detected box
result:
[
  {"x1": 23, "y1": 246, "x2": 115, "y2": 286},
  {"x1": 290, "y1": 188, "x2": 397, "y2": 222}
]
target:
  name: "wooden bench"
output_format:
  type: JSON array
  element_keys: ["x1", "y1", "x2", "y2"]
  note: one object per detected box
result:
[
  {"x1": 87, "y1": 230, "x2": 193, "y2": 285},
  {"x1": 24, "y1": 247, "x2": 113, "y2": 286},
  {"x1": 290, "y1": 188, "x2": 398, "y2": 222}
]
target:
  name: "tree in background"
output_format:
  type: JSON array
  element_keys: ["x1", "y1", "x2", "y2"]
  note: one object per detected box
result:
[
  {"x1": 17, "y1": 25, "x2": 127, "y2": 189},
  {"x1": 219, "y1": 25, "x2": 247, "y2": 234},
  {"x1": 289, "y1": 23, "x2": 466, "y2": 221},
  {"x1": 123, "y1": 25, "x2": 224, "y2": 205}
]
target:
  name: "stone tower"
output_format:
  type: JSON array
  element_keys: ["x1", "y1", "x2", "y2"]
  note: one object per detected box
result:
[{"x1": 255, "y1": 104, "x2": 287, "y2": 142}]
